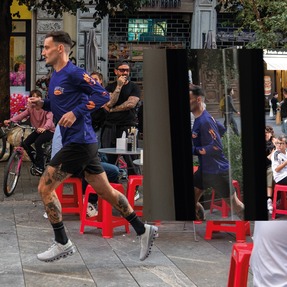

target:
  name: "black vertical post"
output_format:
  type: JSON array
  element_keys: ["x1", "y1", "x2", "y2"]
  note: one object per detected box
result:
[
  {"x1": 238, "y1": 49, "x2": 268, "y2": 220},
  {"x1": 166, "y1": 49, "x2": 195, "y2": 220}
]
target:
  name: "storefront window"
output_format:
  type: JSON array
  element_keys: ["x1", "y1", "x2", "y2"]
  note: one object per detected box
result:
[
  {"x1": 9, "y1": 20, "x2": 31, "y2": 117},
  {"x1": 10, "y1": 21, "x2": 27, "y2": 89}
]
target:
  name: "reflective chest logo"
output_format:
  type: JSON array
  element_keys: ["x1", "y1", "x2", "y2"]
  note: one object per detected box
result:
[{"x1": 54, "y1": 86, "x2": 64, "y2": 96}]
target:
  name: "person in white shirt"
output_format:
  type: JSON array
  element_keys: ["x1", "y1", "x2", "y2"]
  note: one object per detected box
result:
[
  {"x1": 250, "y1": 221, "x2": 287, "y2": 287},
  {"x1": 271, "y1": 136, "x2": 287, "y2": 185}
]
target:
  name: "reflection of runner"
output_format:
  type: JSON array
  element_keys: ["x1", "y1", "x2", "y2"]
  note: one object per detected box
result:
[{"x1": 189, "y1": 85, "x2": 244, "y2": 220}]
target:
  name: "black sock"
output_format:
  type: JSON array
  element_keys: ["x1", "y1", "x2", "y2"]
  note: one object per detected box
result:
[
  {"x1": 267, "y1": 196, "x2": 272, "y2": 200},
  {"x1": 125, "y1": 212, "x2": 145, "y2": 235},
  {"x1": 51, "y1": 222, "x2": 68, "y2": 245}
]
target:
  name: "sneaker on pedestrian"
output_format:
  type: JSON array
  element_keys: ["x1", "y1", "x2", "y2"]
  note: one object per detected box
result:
[
  {"x1": 267, "y1": 198, "x2": 273, "y2": 214},
  {"x1": 134, "y1": 189, "x2": 140, "y2": 201},
  {"x1": 139, "y1": 224, "x2": 158, "y2": 261},
  {"x1": 231, "y1": 193, "x2": 245, "y2": 220},
  {"x1": 37, "y1": 239, "x2": 76, "y2": 262},
  {"x1": 196, "y1": 202, "x2": 206, "y2": 221},
  {"x1": 87, "y1": 202, "x2": 98, "y2": 217}
]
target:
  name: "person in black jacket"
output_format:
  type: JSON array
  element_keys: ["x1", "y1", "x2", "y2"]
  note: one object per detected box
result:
[
  {"x1": 280, "y1": 88, "x2": 287, "y2": 134},
  {"x1": 271, "y1": 92, "x2": 279, "y2": 117},
  {"x1": 223, "y1": 87, "x2": 240, "y2": 136}
]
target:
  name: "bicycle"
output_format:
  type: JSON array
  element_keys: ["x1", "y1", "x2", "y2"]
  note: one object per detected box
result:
[
  {"x1": 0, "y1": 124, "x2": 12, "y2": 160},
  {"x1": 3, "y1": 122, "x2": 52, "y2": 197}
]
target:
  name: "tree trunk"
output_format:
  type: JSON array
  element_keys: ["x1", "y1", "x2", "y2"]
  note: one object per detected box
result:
[{"x1": 0, "y1": 0, "x2": 12, "y2": 123}]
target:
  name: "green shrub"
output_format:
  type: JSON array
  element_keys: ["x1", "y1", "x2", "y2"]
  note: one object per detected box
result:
[{"x1": 222, "y1": 132, "x2": 243, "y2": 190}]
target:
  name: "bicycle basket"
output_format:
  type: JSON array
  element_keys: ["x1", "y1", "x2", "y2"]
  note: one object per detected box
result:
[{"x1": 0, "y1": 127, "x2": 5, "y2": 138}]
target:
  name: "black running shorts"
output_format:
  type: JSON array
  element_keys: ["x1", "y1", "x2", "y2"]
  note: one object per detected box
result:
[
  {"x1": 193, "y1": 167, "x2": 235, "y2": 198},
  {"x1": 49, "y1": 143, "x2": 104, "y2": 176}
]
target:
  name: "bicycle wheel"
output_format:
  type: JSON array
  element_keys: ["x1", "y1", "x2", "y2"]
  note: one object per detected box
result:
[
  {"x1": 0, "y1": 130, "x2": 6, "y2": 160},
  {"x1": 3, "y1": 150, "x2": 22, "y2": 197}
]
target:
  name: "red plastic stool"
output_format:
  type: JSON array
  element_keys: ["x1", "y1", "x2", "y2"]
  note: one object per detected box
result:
[
  {"x1": 127, "y1": 175, "x2": 143, "y2": 217},
  {"x1": 210, "y1": 180, "x2": 242, "y2": 218},
  {"x1": 55, "y1": 177, "x2": 83, "y2": 218},
  {"x1": 205, "y1": 221, "x2": 250, "y2": 242},
  {"x1": 227, "y1": 242, "x2": 253, "y2": 287},
  {"x1": 80, "y1": 183, "x2": 130, "y2": 238},
  {"x1": 272, "y1": 184, "x2": 287, "y2": 219}
]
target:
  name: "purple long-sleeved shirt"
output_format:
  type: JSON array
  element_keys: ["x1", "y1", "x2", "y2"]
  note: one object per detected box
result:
[
  {"x1": 43, "y1": 61, "x2": 110, "y2": 146},
  {"x1": 192, "y1": 110, "x2": 229, "y2": 174}
]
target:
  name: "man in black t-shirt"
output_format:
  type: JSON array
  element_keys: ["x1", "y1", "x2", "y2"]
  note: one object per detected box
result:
[{"x1": 101, "y1": 61, "x2": 141, "y2": 174}]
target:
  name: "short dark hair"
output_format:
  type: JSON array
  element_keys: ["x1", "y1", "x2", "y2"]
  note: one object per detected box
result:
[
  {"x1": 91, "y1": 71, "x2": 103, "y2": 81},
  {"x1": 277, "y1": 135, "x2": 286, "y2": 143},
  {"x1": 283, "y1": 88, "x2": 287, "y2": 94},
  {"x1": 273, "y1": 92, "x2": 278, "y2": 96},
  {"x1": 45, "y1": 31, "x2": 73, "y2": 48},
  {"x1": 189, "y1": 85, "x2": 205, "y2": 97},
  {"x1": 227, "y1": 87, "x2": 233, "y2": 95},
  {"x1": 115, "y1": 61, "x2": 130, "y2": 69},
  {"x1": 265, "y1": 125, "x2": 274, "y2": 135},
  {"x1": 29, "y1": 89, "x2": 42, "y2": 98}
]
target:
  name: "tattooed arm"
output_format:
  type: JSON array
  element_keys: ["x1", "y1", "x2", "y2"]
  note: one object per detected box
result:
[
  {"x1": 105, "y1": 76, "x2": 126, "y2": 109},
  {"x1": 109, "y1": 96, "x2": 139, "y2": 112}
]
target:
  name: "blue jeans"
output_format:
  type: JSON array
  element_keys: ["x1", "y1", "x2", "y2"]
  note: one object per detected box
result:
[
  {"x1": 82, "y1": 162, "x2": 119, "y2": 204},
  {"x1": 101, "y1": 162, "x2": 119, "y2": 183}
]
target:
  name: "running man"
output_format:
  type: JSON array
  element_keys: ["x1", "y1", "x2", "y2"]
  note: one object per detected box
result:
[{"x1": 29, "y1": 31, "x2": 157, "y2": 262}]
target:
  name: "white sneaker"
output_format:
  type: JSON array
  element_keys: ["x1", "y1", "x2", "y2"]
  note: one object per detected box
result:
[
  {"x1": 139, "y1": 224, "x2": 158, "y2": 261},
  {"x1": 267, "y1": 198, "x2": 273, "y2": 214},
  {"x1": 37, "y1": 239, "x2": 76, "y2": 262},
  {"x1": 87, "y1": 202, "x2": 98, "y2": 217}
]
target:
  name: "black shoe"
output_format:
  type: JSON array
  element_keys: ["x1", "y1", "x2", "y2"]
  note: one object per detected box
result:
[{"x1": 33, "y1": 166, "x2": 44, "y2": 176}]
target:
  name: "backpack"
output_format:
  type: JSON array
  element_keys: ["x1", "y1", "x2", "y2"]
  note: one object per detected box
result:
[{"x1": 219, "y1": 96, "x2": 225, "y2": 112}]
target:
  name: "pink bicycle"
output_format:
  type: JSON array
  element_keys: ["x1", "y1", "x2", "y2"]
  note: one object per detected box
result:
[{"x1": 3, "y1": 123, "x2": 51, "y2": 197}]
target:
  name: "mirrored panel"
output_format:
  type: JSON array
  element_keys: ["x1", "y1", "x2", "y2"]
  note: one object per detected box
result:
[
  {"x1": 188, "y1": 49, "x2": 243, "y2": 221},
  {"x1": 143, "y1": 49, "x2": 268, "y2": 221}
]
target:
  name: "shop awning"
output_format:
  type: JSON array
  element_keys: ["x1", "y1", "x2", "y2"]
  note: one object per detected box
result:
[{"x1": 264, "y1": 55, "x2": 287, "y2": 70}]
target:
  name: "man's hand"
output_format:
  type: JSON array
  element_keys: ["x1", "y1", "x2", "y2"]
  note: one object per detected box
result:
[
  {"x1": 28, "y1": 97, "x2": 44, "y2": 110},
  {"x1": 58, "y1": 111, "x2": 76, "y2": 128},
  {"x1": 198, "y1": 148, "x2": 206, "y2": 155},
  {"x1": 117, "y1": 75, "x2": 127, "y2": 87}
]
